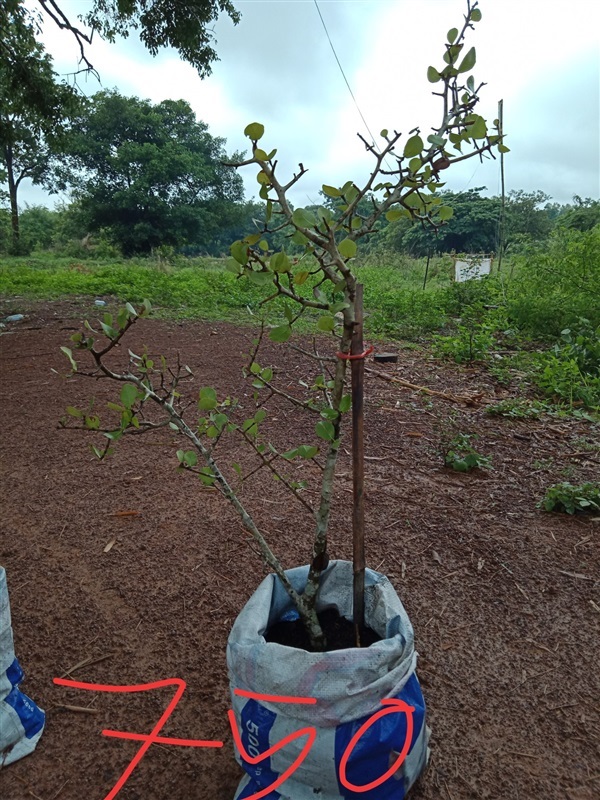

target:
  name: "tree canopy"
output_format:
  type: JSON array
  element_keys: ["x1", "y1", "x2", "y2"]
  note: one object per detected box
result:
[
  {"x1": 59, "y1": 90, "x2": 244, "y2": 255},
  {"x1": 2, "y1": 1, "x2": 240, "y2": 85},
  {"x1": 0, "y1": 5, "x2": 80, "y2": 251}
]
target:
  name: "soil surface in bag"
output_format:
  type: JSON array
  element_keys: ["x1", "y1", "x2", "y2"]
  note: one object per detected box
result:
[{"x1": 265, "y1": 606, "x2": 381, "y2": 652}]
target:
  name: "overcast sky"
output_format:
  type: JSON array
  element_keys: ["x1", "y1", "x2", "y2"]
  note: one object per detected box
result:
[{"x1": 21, "y1": 0, "x2": 600, "y2": 209}]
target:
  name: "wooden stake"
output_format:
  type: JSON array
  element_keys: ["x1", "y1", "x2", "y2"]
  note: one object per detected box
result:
[
  {"x1": 351, "y1": 284, "x2": 366, "y2": 646},
  {"x1": 497, "y1": 99, "x2": 506, "y2": 272}
]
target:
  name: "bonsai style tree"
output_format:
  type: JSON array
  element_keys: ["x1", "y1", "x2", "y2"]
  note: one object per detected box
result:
[{"x1": 62, "y1": 0, "x2": 506, "y2": 650}]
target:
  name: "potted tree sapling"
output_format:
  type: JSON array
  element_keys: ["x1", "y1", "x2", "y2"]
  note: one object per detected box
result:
[{"x1": 61, "y1": 2, "x2": 505, "y2": 796}]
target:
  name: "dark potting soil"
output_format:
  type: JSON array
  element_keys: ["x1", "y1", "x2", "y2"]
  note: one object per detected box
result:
[{"x1": 265, "y1": 607, "x2": 382, "y2": 652}]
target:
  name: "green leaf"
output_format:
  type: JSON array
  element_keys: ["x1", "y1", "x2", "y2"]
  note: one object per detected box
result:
[
  {"x1": 66, "y1": 405, "x2": 83, "y2": 417},
  {"x1": 317, "y1": 315, "x2": 336, "y2": 332},
  {"x1": 315, "y1": 420, "x2": 335, "y2": 441},
  {"x1": 120, "y1": 383, "x2": 138, "y2": 409},
  {"x1": 140, "y1": 299, "x2": 152, "y2": 317},
  {"x1": 467, "y1": 75, "x2": 475, "y2": 92},
  {"x1": 385, "y1": 207, "x2": 411, "y2": 222},
  {"x1": 380, "y1": 128, "x2": 389, "y2": 137},
  {"x1": 438, "y1": 206, "x2": 454, "y2": 221},
  {"x1": 292, "y1": 208, "x2": 317, "y2": 228},
  {"x1": 100, "y1": 322, "x2": 118, "y2": 339},
  {"x1": 297, "y1": 445, "x2": 319, "y2": 459},
  {"x1": 452, "y1": 459, "x2": 469, "y2": 472},
  {"x1": 256, "y1": 170, "x2": 270, "y2": 185},
  {"x1": 294, "y1": 270, "x2": 310, "y2": 285},
  {"x1": 270, "y1": 251, "x2": 291, "y2": 273},
  {"x1": 269, "y1": 324, "x2": 292, "y2": 343},
  {"x1": 339, "y1": 395, "x2": 352, "y2": 413},
  {"x1": 244, "y1": 122, "x2": 265, "y2": 140},
  {"x1": 322, "y1": 184, "x2": 341, "y2": 197},
  {"x1": 242, "y1": 418, "x2": 258, "y2": 438},
  {"x1": 117, "y1": 308, "x2": 129, "y2": 329},
  {"x1": 408, "y1": 157, "x2": 422, "y2": 173},
  {"x1": 60, "y1": 346, "x2": 77, "y2": 372},
  {"x1": 427, "y1": 134, "x2": 447, "y2": 147},
  {"x1": 230, "y1": 240, "x2": 249, "y2": 265},
  {"x1": 320, "y1": 408, "x2": 339, "y2": 421},
  {"x1": 498, "y1": 143, "x2": 510, "y2": 153},
  {"x1": 254, "y1": 408, "x2": 267, "y2": 424},
  {"x1": 338, "y1": 238, "x2": 357, "y2": 259},
  {"x1": 254, "y1": 148, "x2": 268, "y2": 160},
  {"x1": 329, "y1": 301, "x2": 349, "y2": 313},
  {"x1": 458, "y1": 46, "x2": 476, "y2": 74},
  {"x1": 291, "y1": 230, "x2": 308, "y2": 245},
  {"x1": 199, "y1": 468, "x2": 216, "y2": 487},
  {"x1": 403, "y1": 135, "x2": 424, "y2": 158},
  {"x1": 466, "y1": 114, "x2": 487, "y2": 139},
  {"x1": 447, "y1": 27, "x2": 459, "y2": 43},
  {"x1": 250, "y1": 362, "x2": 261, "y2": 374},
  {"x1": 125, "y1": 302, "x2": 137, "y2": 317},
  {"x1": 183, "y1": 451, "x2": 198, "y2": 467},
  {"x1": 470, "y1": 7, "x2": 482, "y2": 22},
  {"x1": 85, "y1": 415, "x2": 100, "y2": 430},
  {"x1": 225, "y1": 258, "x2": 243, "y2": 275},
  {"x1": 199, "y1": 387, "x2": 218, "y2": 411},
  {"x1": 427, "y1": 66, "x2": 441, "y2": 83},
  {"x1": 258, "y1": 239, "x2": 269, "y2": 251},
  {"x1": 213, "y1": 413, "x2": 228, "y2": 431},
  {"x1": 246, "y1": 270, "x2": 274, "y2": 286}
]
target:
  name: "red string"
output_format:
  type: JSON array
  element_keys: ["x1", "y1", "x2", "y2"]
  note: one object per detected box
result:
[{"x1": 336, "y1": 345, "x2": 374, "y2": 361}]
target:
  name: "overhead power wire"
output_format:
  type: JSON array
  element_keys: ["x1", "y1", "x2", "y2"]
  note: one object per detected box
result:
[{"x1": 313, "y1": 0, "x2": 378, "y2": 146}]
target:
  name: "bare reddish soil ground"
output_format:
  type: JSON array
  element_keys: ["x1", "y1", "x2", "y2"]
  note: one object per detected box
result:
[{"x1": 1, "y1": 299, "x2": 599, "y2": 800}]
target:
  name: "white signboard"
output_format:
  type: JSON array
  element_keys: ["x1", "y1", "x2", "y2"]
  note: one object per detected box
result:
[{"x1": 454, "y1": 256, "x2": 492, "y2": 282}]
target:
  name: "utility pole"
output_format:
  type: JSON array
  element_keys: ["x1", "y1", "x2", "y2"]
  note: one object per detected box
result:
[{"x1": 497, "y1": 99, "x2": 506, "y2": 272}]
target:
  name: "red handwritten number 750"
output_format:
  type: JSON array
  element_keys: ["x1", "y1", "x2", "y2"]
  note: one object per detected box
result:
[{"x1": 53, "y1": 677, "x2": 414, "y2": 799}]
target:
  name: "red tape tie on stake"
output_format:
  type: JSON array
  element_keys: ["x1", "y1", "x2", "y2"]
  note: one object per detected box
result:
[{"x1": 336, "y1": 345, "x2": 374, "y2": 361}]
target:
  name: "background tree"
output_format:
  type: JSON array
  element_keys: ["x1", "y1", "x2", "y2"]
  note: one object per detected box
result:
[
  {"x1": 380, "y1": 188, "x2": 501, "y2": 255},
  {"x1": 503, "y1": 189, "x2": 554, "y2": 249},
  {"x1": 557, "y1": 196, "x2": 600, "y2": 232},
  {"x1": 59, "y1": 91, "x2": 244, "y2": 255},
  {"x1": 0, "y1": 7, "x2": 80, "y2": 252},
  {"x1": 1, "y1": 1, "x2": 240, "y2": 95}
]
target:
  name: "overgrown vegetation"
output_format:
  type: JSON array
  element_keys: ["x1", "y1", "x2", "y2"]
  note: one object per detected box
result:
[{"x1": 2, "y1": 225, "x2": 599, "y2": 417}]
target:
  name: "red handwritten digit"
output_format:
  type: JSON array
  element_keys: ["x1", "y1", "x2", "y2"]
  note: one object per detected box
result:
[
  {"x1": 338, "y1": 698, "x2": 415, "y2": 793},
  {"x1": 53, "y1": 677, "x2": 223, "y2": 800},
  {"x1": 228, "y1": 688, "x2": 317, "y2": 800}
]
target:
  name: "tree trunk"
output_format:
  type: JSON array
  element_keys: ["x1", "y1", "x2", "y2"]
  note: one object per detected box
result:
[{"x1": 3, "y1": 144, "x2": 20, "y2": 251}]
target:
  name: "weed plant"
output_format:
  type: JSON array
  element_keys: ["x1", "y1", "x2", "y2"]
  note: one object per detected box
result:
[{"x1": 538, "y1": 482, "x2": 600, "y2": 514}]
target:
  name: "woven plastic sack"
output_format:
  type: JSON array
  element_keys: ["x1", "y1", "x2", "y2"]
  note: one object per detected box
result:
[
  {"x1": 227, "y1": 560, "x2": 429, "y2": 799},
  {"x1": 0, "y1": 567, "x2": 45, "y2": 768}
]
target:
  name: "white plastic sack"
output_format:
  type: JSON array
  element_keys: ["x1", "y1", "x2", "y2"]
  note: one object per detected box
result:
[
  {"x1": 227, "y1": 560, "x2": 429, "y2": 799},
  {"x1": 0, "y1": 567, "x2": 45, "y2": 768}
]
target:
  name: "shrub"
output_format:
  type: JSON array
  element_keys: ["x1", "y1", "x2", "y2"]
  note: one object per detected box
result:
[{"x1": 538, "y1": 482, "x2": 600, "y2": 514}]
